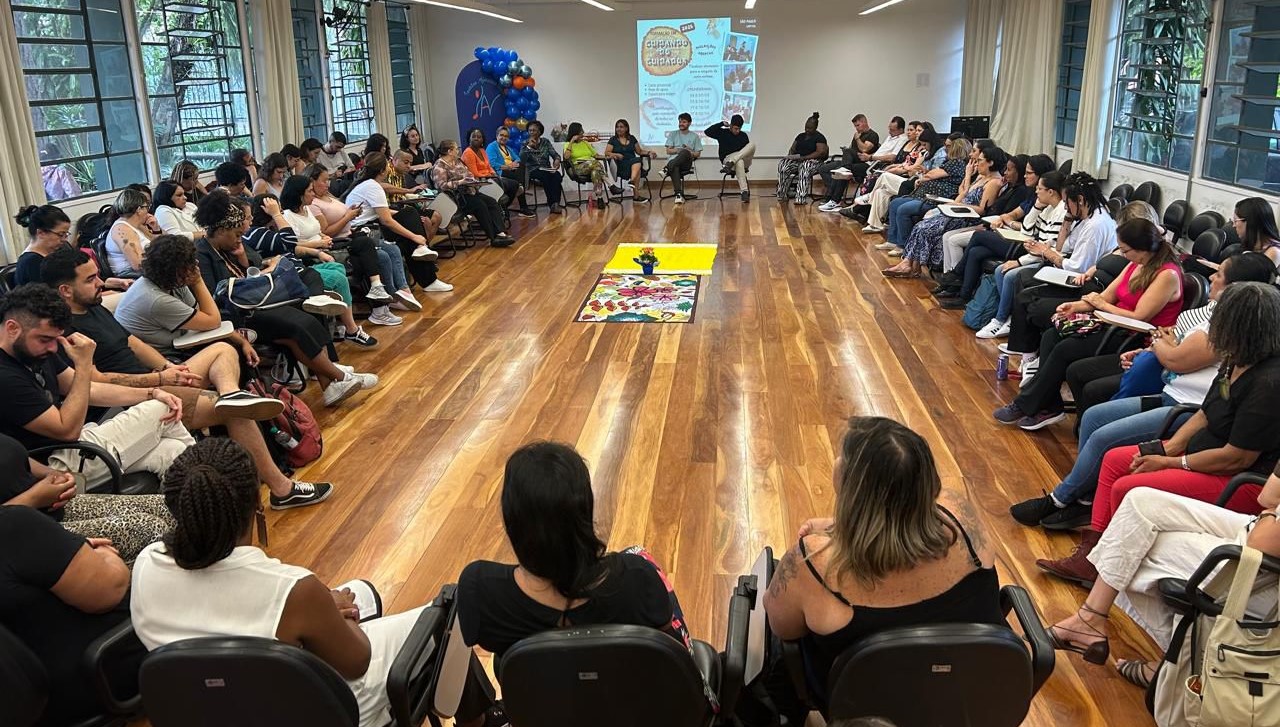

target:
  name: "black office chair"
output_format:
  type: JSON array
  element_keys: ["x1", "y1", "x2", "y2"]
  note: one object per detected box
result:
[
  {"x1": 657, "y1": 163, "x2": 699, "y2": 201},
  {"x1": 0, "y1": 263, "x2": 18, "y2": 294},
  {"x1": 494, "y1": 582, "x2": 753, "y2": 727},
  {"x1": 0, "y1": 619, "x2": 144, "y2": 727},
  {"x1": 1181, "y1": 270, "x2": 1210, "y2": 311},
  {"x1": 1192, "y1": 228, "x2": 1228, "y2": 263},
  {"x1": 1162, "y1": 199, "x2": 1192, "y2": 241},
  {"x1": 1131, "y1": 181, "x2": 1162, "y2": 210},
  {"x1": 1109, "y1": 183, "x2": 1134, "y2": 202},
  {"x1": 27, "y1": 441, "x2": 160, "y2": 495},
  {"x1": 1106, "y1": 197, "x2": 1124, "y2": 217},
  {"x1": 1058, "y1": 158, "x2": 1073, "y2": 176},
  {"x1": 139, "y1": 588, "x2": 452, "y2": 727},
  {"x1": 1186, "y1": 211, "x2": 1226, "y2": 243}
]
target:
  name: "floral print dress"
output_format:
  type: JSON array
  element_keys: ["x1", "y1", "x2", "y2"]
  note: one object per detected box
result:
[{"x1": 902, "y1": 178, "x2": 992, "y2": 267}]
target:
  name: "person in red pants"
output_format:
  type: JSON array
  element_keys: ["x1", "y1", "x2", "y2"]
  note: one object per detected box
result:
[{"x1": 1036, "y1": 281, "x2": 1280, "y2": 587}]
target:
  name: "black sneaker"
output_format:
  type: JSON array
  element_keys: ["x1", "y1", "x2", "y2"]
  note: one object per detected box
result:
[
  {"x1": 214, "y1": 390, "x2": 285, "y2": 421},
  {"x1": 270, "y1": 481, "x2": 334, "y2": 510},
  {"x1": 515, "y1": 208, "x2": 537, "y2": 218},
  {"x1": 720, "y1": 162, "x2": 734, "y2": 175},
  {"x1": 1041, "y1": 501, "x2": 1094, "y2": 530},
  {"x1": 938, "y1": 298, "x2": 967, "y2": 310},
  {"x1": 1010, "y1": 491, "x2": 1060, "y2": 527},
  {"x1": 343, "y1": 325, "x2": 378, "y2": 347},
  {"x1": 608, "y1": 185, "x2": 624, "y2": 197},
  {"x1": 491, "y1": 236, "x2": 515, "y2": 248},
  {"x1": 741, "y1": 190, "x2": 750, "y2": 202}
]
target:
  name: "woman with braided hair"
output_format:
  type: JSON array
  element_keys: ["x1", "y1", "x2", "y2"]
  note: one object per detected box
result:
[{"x1": 130, "y1": 438, "x2": 503, "y2": 727}]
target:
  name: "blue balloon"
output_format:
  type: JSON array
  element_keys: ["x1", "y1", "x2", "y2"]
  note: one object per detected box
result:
[
  {"x1": 506, "y1": 102, "x2": 519, "y2": 118},
  {"x1": 526, "y1": 110, "x2": 537, "y2": 121},
  {"x1": 507, "y1": 49, "x2": 518, "y2": 63},
  {"x1": 527, "y1": 88, "x2": 539, "y2": 100},
  {"x1": 481, "y1": 60, "x2": 491, "y2": 74},
  {"x1": 474, "y1": 47, "x2": 484, "y2": 59},
  {"x1": 517, "y1": 97, "x2": 530, "y2": 112},
  {"x1": 478, "y1": 48, "x2": 490, "y2": 62},
  {"x1": 488, "y1": 46, "x2": 499, "y2": 58},
  {"x1": 529, "y1": 99, "x2": 540, "y2": 112}
]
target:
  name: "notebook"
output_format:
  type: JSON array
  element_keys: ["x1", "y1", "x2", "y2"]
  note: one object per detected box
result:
[
  {"x1": 334, "y1": 578, "x2": 383, "y2": 623},
  {"x1": 997, "y1": 227, "x2": 1032, "y2": 242},
  {"x1": 1033, "y1": 267, "x2": 1083, "y2": 288},
  {"x1": 939, "y1": 205, "x2": 980, "y2": 220},
  {"x1": 1095, "y1": 310, "x2": 1156, "y2": 332},
  {"x1": 173, "y1": 321, "x2": 234, "y2": 350}
]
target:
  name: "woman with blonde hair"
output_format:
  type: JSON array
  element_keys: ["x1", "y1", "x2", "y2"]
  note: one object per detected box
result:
[{"x1": 757, "y1": 416, "x2": 1002, "y2": 715}]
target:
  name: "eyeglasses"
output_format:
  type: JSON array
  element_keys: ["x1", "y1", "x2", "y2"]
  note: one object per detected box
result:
[
  {"x1": 43, "y1": 229, "x2": 71, "y2": 240},
  {"x1": 1231, "y1": 217, "x2": 1245, "y2": 224}
]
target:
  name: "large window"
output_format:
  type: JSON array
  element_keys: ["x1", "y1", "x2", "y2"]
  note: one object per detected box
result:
[
  {"x1": 13, "y1": 0, "x2": 146, "y2": 201},
  {"x1": 136, "y1": 0, "x2": 253, "y2": 173},
  {"x1": 386, "y1": 3, "x2": 417, "y2": 133},
  {"x1": 1203, "y1": 0, "x2": 1280, "y2": 193},
  {"x1": 1056, "y1": 0, "x2": 1091, "y2": 147},
  {"x1": 1110, "y1": 0, "x2": 1210, "y2": 173},
  {"x1": 292, "y1": 0, "x2": 329, "y2": 141},
  {"x1": 324, "y1": 0, "x2": 374, "y2": 141}
]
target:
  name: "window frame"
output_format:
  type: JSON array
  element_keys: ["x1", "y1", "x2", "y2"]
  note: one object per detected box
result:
[
  {"x1": 386, "y1": 1, "x2": 416, "y2": 134},
  {"x1": 1056, "y1": 0, "x2": 1091, "y2": 148},
  {"x1": 323, "y1": 0, "x2": 374, "y2": 142}
]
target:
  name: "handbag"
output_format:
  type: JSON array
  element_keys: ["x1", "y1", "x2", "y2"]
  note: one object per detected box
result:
[
  {"x1": 1052, "y1": 312, "x2": 1103, "y2": 338},
  {"x1": 216, "y1": 256, "x2": 310, "y2": 311}
]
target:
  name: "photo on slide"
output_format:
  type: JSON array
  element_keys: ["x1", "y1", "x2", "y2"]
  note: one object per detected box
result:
[
  {"x1": 723, "y1": 63, "x2": 755, "y2": 93},
  {"x1": 723, "y1": 32, "x2": 756, "y2": 62},
  {"x1": 723, "y1": 94, "x2": 755, "y2": 126}
]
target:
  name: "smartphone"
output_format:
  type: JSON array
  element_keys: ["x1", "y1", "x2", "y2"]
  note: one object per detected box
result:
[{"x1": 1137, "y1": 440, "x2": 1166, "y2": 457}]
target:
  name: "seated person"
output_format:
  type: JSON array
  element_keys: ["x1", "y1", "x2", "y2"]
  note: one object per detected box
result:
[
  {"x1": 0, "y1": 284, "x2": 194, "y2": 494},
  {"x1": 459, "y1": 441, "x2": 694, "y2": 658},
  {"x1": 105, "y1": 188, "x2": 156, "y2": 278},
  {"x1": 244, "y1": 192, "x2": 377, "y2": 340},
  {"x1": 151, "y1": 180, "x2": 205, "y2": 241},
  {"x1": 170, "y1": 160, "x2": 206, "y2": 205},
  {"x1": 282, "y1": 143, "x2": 309, "y2": 177},
  {"x1": 131, "y1": 438, "x2": 500, "y2": 727},
  {"x1": 384, "y1": 150, "x2": 445, "y2": 245},
  {"x1": 934, "y1": 153, "x2": 1031, "y2": 280},
  {"x1": 834, "y1": 116, "x2": 909, "y2": 219},
  {"x1": 704, "y1": 114, "x2": 755, "y2": 202},
  {"x1": 43, "y1": 247, "x2": 332, "y2": 512},
  {"x1": 1233, "y1": 196, "x2": 1280, "y2": 269},
  {"x1": 563, "y1": 122, "x2": 607, "y2": 202},
  {"x1": 13, "y1": 204, "x2": 72, "y2": 286},
  {"x1": 1037, "y1": 282, "x2": 1280, "y2": 588},
  {"x1": 1046, "y1": 482, "x2": 1280, "y2": 689},
  {"x1": 816, "y1": 114, "x2": 878, "y2": 212},
  {"x1": 663, "y1": 112, "x2": 703, "y2": 204},
  {"x1": 3, "y1": 429, "x2": 172, "y2": 562},
  {"x1": 429, "y1": 143, "x2": 517, "y2": 249},
  {"x1": 213, "y1": 160, "x2": 252, "y2": 200},
  {"x1": 231, "y1": 148, "x2": 258, "y2": 183},
  {"x1": 347, "y1": 153, "x2": 449, "y2": 261},
  {"x1": 398, "y1": 124, "x2": 436, "y2": 183},
  {"x1": 775, "y1": 112, "x2": 828, "y2": 205},
  {"x1": 252, "y1": 152, "x2": 288, "y2": 198},
  {"x1": 882, "y1": 134, "x2": 968, "y2": 252},
  {"x1": 315, "y1": 131, "x2": 353, "y2": 178},
  {"x1": 758, "y1": 416, "x2": 1001, "y2": 717},
  {"x1": 993, "y1": 219, "x2": 1182, "y2": 431},
  {"x1": 0, "y1": 499, "x2": 134, "y2": 726},
  {"x1": 603, "y1": 118, "x2": 657, "y2": 203},
  {"x1": 519, "y1": 120, "x2": 565, "y2": 214},
  {"x1": 305, "y1": 164, "x2": 419, "y2": 305},
  {"x1": 859, "y1": 122, "x2": 936, "y2": 232},
  {"x1": 464, "y1": 127, "x2": 532, "y2": 217},
  {"x1": 488, "y1": 125, "x2": 545, "y2": 210}
]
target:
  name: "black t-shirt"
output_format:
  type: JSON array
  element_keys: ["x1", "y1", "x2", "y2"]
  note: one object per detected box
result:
[
  {"x1": 792, "y1": 131, "x2": 829, "y2": 160},
  {"x1": 0, "y1": 348, "x2": 68, "y2": 450},
  {"x1": 457, "y1": 553, "x2": 673, "y2": 657},
  {"x1": 1189, "y1": 356, "x2": 1280, "y2": 474},
  {"x1": 857, "y1": 129, "x2": 881, "y2": 154},
  {"x1": 704, "y1": 123, "x2": 750, "y2": 160},
  {"x1": 0, "y1": 432, "x2": 44, "y2": 509},
  {"x1": 15, "y1": 250, "x2": 45, "y2": 287},
  {"x1": 70, "y1": 305, "x2": 150, "y2": 376},
  {"x1": 0, "y1": 505, "x2": 132, "y2": 725}
]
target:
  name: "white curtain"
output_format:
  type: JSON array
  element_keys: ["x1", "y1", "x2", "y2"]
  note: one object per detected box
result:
[
  {"x1": 959, "y1": 0, "x2": 1005, "y2": 117},
  {"x1": 0, "y1": 0, "x2": 46, "y2": 260},
  {"x1": 368, "y1": 1, "x2": 397, "y2": 136},
  {"x1": 250, "y1": 0, "x2": 304, "y2": 151},
  {"x1": 1073, "y1": 0, "x2": 1125, "y2": 178},
  {"x1": 408, "y1": 3, "x2": 434, "y2": 140},
  {"x1": 989, "y1": 0, "x2": 1063, "y2": 153}
]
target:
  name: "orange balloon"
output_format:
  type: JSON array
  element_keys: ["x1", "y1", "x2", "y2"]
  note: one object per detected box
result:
[
  {"x1": 505, "y1": 117, "x2": 515, "y2": 127},
  {"x1": 526, "y1": 77, "x2": 536, "y2": 88},
  {"x1": 513, "y1": 76, "x2": 527, "y2": 90}
]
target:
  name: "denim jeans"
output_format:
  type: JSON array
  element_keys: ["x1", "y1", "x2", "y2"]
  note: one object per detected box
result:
[
  {"x1": 994, "y1": 263, "x2": 1038, "y2": 322},
  {"x1": 375, "y1": 241, "x2": 409, "y2": 290},
  {"x1": 887, "y1": 197, "x2": 926, "y2": 247},
  {"x1": 1051, "y1": 393, "x2": 1183, "y2": 504}
]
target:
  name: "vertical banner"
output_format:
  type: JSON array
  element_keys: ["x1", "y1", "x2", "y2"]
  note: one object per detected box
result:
[{"x1": 454, "y1": 60, "x2": 505, "y2": 143}]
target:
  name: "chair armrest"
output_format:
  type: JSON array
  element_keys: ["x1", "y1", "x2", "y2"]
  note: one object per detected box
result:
[
  {"x1": 82, "y1": 618, "x2": 144, "y2": 716},
  {"x1": 1158, "y1": 404, "x2": 1201, "y2": 440},
  {"x1": 1215, "y1": 472, "x2": 1268, "y2": 508},
  {"x1": 28, "y1": 441, "x2": 125, "y2": 494},
  {"x1": 1000, "y1": 585, "x2": 1055, "y2": 695},
  {"x1": 719, "y1": 574, "x2": 755, "y2": 717},
  {"x1": 387, "y1": 588, "x2": 452, "y2": 727},
  {"x1": 1187, "y1": 544, "x2": 1280, "y2": 616}
]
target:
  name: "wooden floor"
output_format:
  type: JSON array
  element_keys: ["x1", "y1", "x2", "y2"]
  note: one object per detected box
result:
[{"x1": 269, "y1": 190, "x2": 1158, "y2": 726}]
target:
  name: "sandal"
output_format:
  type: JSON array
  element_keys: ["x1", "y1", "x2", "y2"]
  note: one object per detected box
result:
[
  {"x1": 1116, "y1": 659, "x2": 1157, "y2": 689},
  {"x1": 1048, "y1": 603, "x2": 1111, "y2": 665},
  {"x1": 881, "y1": 268, "x2": 920, "y2": 279}
]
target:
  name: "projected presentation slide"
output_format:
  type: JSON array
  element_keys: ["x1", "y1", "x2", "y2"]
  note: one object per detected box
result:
[{"x1": 636, "y1": 18, "x2": 758, "y2": 146}]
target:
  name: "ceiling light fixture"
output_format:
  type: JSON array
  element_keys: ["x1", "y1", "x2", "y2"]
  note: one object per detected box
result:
[
  {"x1": 579, "y1": 0, "x2": 615, "y2": 10},
  {"x1": 860, "y1": 0, "x2": 906, "y2": 15},
  {"x1": 415, "y1": 0, "x2": 523, "y2": 23}
]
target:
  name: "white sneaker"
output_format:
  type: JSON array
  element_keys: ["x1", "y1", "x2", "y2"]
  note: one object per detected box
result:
[
  {"x1": 424, "y1": 279, "x2": 454, "y2": 293},
  {"x1": 322, "y1": 375, "x2": 361, "y2": 407},
  {"x1": 975, "y1": 318, "x2": 1010, "y2": 340},
  {"x1": 303, "y1": 295, "x2": 348, "y2": 317},
  {"x1": 332, "y1": 364, "x2": 378, "y2": 390},
  {"x1": 864, "y1": 224, "x2": 886, "y2": 234},
  {"x1": 873, "y1": 241, "x2": 897, "y2": 251},
  {"x1": 412, "y1": 245, "x2": 438, "y2": 260},
  {"x1": 367, "y1": 308, "x2": 403, "y2": 326},
  {"x1": 393, "y1": 289, "x2": 422, "y2": 311},
  {"x1": 818, "y1": 201, "x2": 838, "y2": 212},
  {"x1": 674, "y1": 194, "x2": 684, "y2": 205},
  {"x1": 853, "y1": 194, "x2": 871, "y2": 205},
  {"x1": 366, "y1": 282, "x2": 392, "y2": 303}
]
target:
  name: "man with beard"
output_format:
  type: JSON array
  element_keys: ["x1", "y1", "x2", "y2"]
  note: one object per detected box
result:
[
  {"x1": 40, "y1": 246, "x2": 334, "y2": 511},
  {"x1": 0, "y1": 283, "x2": 193, "y2": 487}
]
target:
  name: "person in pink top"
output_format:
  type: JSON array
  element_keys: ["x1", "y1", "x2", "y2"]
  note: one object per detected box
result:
[{"x1": 993, "y1": 218, "x2": 1183, "y2": 431}]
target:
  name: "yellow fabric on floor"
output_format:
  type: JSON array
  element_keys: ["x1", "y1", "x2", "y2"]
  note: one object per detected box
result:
[{"x1": 603, "y1": 243, "x2": 718, "y2": 275}]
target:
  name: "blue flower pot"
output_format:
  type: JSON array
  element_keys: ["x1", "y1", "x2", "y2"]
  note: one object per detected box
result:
[{"x1": 641, "y1": 263, "x2": 655, "y2": 275}]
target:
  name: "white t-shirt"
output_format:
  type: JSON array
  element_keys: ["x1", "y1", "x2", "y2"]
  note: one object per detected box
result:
[
  {"x1": 315, "y1": 148, "x2": 349, "y2": 174},
  {"x1": 153, "y1": 203, "x2": 202, "y2": 240},
  {"x1": 283, "y1": 208, "x2": 323, "y2": 243},
  {"x1": 1162, "y1": 316, "x2": 1217, "y2": 405},
  {"x1": 345, "y1": 180, "x2": 388, "y2": 227}
]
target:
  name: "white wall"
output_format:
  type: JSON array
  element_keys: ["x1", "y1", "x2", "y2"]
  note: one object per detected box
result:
[{"x1": 421, "y1": 0, "x2": 966, "y2": 181}]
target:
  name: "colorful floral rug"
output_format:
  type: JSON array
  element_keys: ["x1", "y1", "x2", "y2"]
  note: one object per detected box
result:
[
  {"x1": 603, "y1": 243, "x2": 718, "y2": 275},
  {"x1": 576, "y1": 273, "x2": 701, "y2": 323}
]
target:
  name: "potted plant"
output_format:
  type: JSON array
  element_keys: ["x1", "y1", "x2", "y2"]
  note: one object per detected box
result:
[{"x1": 633, "y1": 247, "x2": 659, "y2": 275}]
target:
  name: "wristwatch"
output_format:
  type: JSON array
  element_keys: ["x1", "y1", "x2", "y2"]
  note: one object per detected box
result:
[{"x1": 1181, "y1": 455, "x2": 1191, "y2": 471}]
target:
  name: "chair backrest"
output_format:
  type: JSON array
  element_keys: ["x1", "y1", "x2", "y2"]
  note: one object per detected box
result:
[
  {"x1": 498, "y1": 624, "x2": 714, "y2": 727},
  {"x1": 0, "y1": 264, "x2": 18, "y2": 295},
  {"x1": 139, "y1": 636, "x2": 359, "y2": 727},
  {"x1": 1132, "y1": 180, "x2": 1161, "y2": 209},
  {"x1": 1192, "y1": 229, "x2": 1227, "y2": 262},
  {"x1": 1187, "y1": 211, "x2": 1226, "y2": 242},
  {"x1": 1163, "y1": 199, "x2": 1191, "y2": 240},
  {"x1": 1106, "y1": 197, "x2": 1123, "y2": 217},
  {"x1": 1181, "y1": 271, "x2": 1210, "y2": 311},
  {"x1": 826, "y1": 623, "x2": 1034, "y2": 727},
  {"x1": 1109, "y1": 183, "x2": 1134, "y2": 201},
  {"x1": 0, "y1": 623, "x2": 49, "y2": 727},
  {"x1": 1058, "y1": 158, "x2": 1073, "y2": 176}
]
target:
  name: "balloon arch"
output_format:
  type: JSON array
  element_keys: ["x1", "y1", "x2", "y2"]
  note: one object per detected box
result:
[{"x1": 474, "y1": 46, "x2": 540, "y2": 148}]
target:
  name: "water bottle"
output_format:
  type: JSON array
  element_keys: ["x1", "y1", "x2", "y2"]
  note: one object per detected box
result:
[{"x1": 270, "y1": 426, "x2": 299, "y2": 450}]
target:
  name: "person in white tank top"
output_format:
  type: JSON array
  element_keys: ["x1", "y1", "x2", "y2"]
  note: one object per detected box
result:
[
  {"x1": 105, "y1": 188, "x2": 155, "y2": 277},
  {"x1": 130, "y1": 439, "x2": 498, "y2": 727}
]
